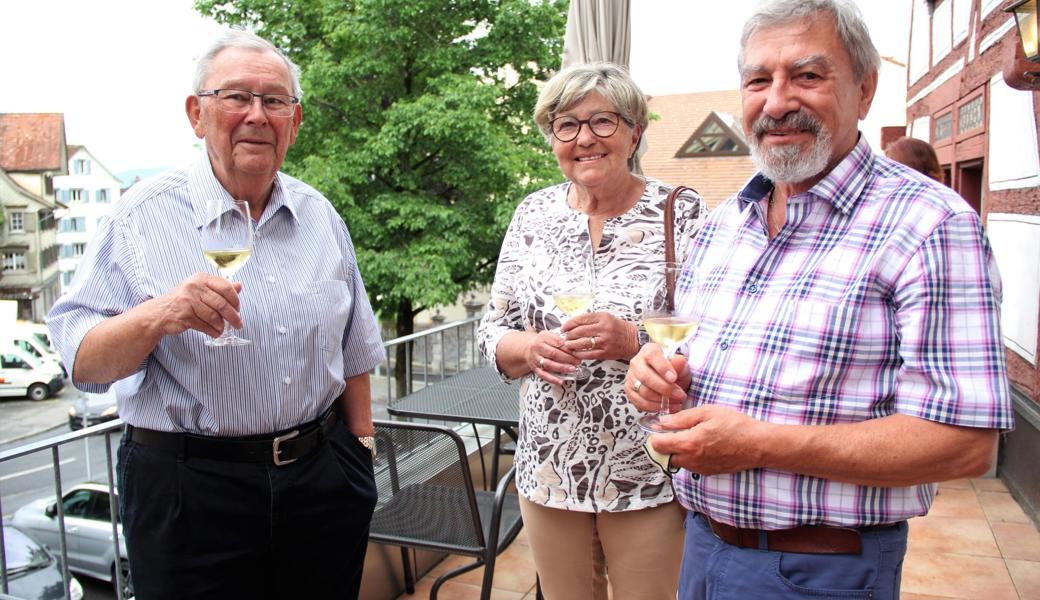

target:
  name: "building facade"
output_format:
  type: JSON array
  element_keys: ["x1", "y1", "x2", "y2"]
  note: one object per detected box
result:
[
  {"x1": 906, "y1": 0, "x2": 1040, "y2": 521},
  {"x1": 0, "y1": 114, "x2": 67, "y2": 321},
  {"x1": 53, "y1": 146, "x2": 122, "y2": 292}
]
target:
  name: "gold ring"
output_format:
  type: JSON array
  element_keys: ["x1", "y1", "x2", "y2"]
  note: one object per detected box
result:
[
  {"x1": 591, "y1": 336, "x2": 597, "y2": 349},
  {"x1": 633, "y1": 378, "x2": 643, "y2": 393},
  {"x1": 539, "y1": 356, "x2": 545, "y2": 369}
]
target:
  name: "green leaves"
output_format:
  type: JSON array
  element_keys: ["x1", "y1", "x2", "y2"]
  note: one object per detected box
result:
[{"x1": 196, "y1": 0, "x2": 566, "y2": 328}]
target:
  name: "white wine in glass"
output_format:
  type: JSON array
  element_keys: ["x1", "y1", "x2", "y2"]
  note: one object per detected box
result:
[
  {"x1": 202, "y1": 199, "x2": 253, "y2": 347},
  {"x1": 550, "y1": 254, "x2": 595, "y2": 382},
  {"x1": 638, "y1": 262, "x2": 698, "y2": 433}
]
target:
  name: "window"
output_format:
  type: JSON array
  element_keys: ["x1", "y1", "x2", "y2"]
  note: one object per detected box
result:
[
  {"x1": 70, "y1": 189, "x2": 87, "y2": 203},
  {"x1": 675, "y1": 112, "x2": 749, "y2": 157},
  {"x1": 934, "y1": 112, "x2": 953, "y2": 142},
  {"x1": 59, "y1": 217, "x2": 86, "y2": 233},
  {"x1": 2, "y1": 252, "x2": 26, "y2": 272},
  {"x1": 72, "y1": 159, "x2": 91, "y2": 175},
  {"x1": 62, "y1": 490, "x2": 94, "y2": 518},
  {"x1": 62, "y1": 270, "x2": 75, "y2": 287},
  {"x1": 13, "y1": 339, "x2": 42, "y2": 359},
  {"x1": 9, "y1": 212, "x2": 24, "y2": 233},
  {"x1": 958, "y1": 95, "x2": 984, "y2": 134},
  {"x1": 0, "y1": 353, "x2": 31, "y2": 369},
  {"x1": 96, "y1": 188, "x2": 110, "y2": 203}
]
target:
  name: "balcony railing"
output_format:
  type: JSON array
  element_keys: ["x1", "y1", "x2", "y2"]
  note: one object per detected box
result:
[{"x1": 0, "y1": 316, "x2": 486, "y2": 600}]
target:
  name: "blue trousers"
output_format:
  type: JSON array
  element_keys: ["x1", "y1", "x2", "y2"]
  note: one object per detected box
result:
[
  {"x1": 679, "y1": 512, "x2": 909, "y2": 600},
  {"x1": 117, "y1": 419, "x2": 377, "y2": 600}
]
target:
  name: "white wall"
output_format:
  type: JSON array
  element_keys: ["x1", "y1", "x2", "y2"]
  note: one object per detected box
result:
[
  {"x1": 987, "y1": 214, "x2": 1040, "y2": 365},
  {"x1": 988, "y1": 74, "x2": 1040, "y2": 191}
]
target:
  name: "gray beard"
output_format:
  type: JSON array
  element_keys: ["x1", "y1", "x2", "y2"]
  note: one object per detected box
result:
[{"x1": 748, "y1": 126, "x2": 833, "y2": 185}]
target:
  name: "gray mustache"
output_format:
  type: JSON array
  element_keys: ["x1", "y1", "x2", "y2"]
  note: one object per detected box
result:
[{"x1": 751, "y1": 112, "x2": 822, "y2": 137}]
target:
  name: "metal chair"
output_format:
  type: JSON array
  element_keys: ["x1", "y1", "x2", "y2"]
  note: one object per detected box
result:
[{"x1": 369, "y1": 419, "x2": 525, "y2": 600}]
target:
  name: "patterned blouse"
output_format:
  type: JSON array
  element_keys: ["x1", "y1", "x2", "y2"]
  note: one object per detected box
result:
[{"x1": 478, "y1": 178, "x2": 706, "y2": 512}]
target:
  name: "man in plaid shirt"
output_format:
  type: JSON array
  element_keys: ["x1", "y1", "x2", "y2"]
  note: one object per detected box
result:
[{"x1": 625, "y1": 1, "x2": 1014, "y2": 598}]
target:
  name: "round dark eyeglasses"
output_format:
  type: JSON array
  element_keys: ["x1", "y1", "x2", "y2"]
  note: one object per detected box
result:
[
  {"x1": 549, "y1": 111, "x2": 630, "y2": 142},
  {"x1": 197, "y1": 89, "x2": 299, "y2": 117}
]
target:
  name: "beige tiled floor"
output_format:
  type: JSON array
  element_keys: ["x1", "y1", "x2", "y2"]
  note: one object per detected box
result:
[{"x1": 399, "y1": 477, "x2": 1039, "y2": 599}]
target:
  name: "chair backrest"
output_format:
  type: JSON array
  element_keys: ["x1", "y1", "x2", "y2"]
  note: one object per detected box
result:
[{"x1": 370, "y1": 420, "x2": 487, "y2": 553}]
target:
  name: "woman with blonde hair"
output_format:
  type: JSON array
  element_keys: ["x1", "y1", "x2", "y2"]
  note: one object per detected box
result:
[{"x1": 477, "y1": 62, "x2": 705, "y2": 599}]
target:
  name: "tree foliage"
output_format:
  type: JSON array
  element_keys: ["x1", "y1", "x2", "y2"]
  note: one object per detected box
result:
[{"x1": 195, "y1": 0, "x2": 568, "y2": 338}]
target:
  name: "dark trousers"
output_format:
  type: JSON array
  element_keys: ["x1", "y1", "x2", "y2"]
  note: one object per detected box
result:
[
  {"x1": 679, "y1": 512, "x2": 909, "y2": 600},
  {"x1": 117, "y1": 420, "x2": 377, "y2": 600}
]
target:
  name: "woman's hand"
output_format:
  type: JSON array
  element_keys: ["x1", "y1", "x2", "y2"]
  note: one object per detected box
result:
[
  {"x1": 526, "y1": 330, "x2": 581, "y2": 386},
  {"x1": 625, "y1": 343, "x2": 690, "y2": 414},
  {"x1": 560, "y1": 311, "x2": 640, "y2": 361}
]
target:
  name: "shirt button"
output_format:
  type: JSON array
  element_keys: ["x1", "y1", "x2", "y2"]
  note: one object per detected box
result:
[
  {"x1": 747, "y1": 283, "x2": 759, "y2": 294},
  {"x1": 282, "y1": 377, "x2": 292, "y2": 385},
  {"x1": 278, "y1": 326, "x2": 287, "y2": 335},
  {"x1": 267, "y1": 275, "x2": 277, "y2": 284},
  {"x1": 719, "y1": 341, "x2": 730, "y2": 351}
]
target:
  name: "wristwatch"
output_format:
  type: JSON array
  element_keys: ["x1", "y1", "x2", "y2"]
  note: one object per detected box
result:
[{"x1": 357, "y1": 436, "x2": 377, "y2": 459}]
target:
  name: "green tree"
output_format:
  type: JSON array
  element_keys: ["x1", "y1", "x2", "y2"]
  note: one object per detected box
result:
[{"x1": 195, "y1": 0, "x2": 567, "y2": 394}]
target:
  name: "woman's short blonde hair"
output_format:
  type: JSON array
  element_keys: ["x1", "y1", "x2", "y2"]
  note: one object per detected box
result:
[{"x1": 533, "y1": 62, "x2": 648, "y2": 147}]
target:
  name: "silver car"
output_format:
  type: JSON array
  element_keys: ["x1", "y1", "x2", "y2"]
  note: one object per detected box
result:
[
  {"x1": 67, "y1": 390, "x2": 119, "y2": 431},
  {"x1": 11, "y1": 483, "x2": 131, "y2": 598},
  {"x1": 0, "y1": 525, "x2": 83, "y2": 600}
]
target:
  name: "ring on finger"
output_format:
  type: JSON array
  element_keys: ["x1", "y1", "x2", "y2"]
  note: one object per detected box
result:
[
  {"x1": 590, "y1": 335, "x2": 597, "y2": 349},
  {"x1": 539, "y1": 356, "x2": 545, "y2": 369},
  {"x1": 633, "y1": 378, "x2": 643, "y2": 393}
]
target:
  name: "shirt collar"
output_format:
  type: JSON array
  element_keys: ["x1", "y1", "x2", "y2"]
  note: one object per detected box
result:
[
  {"x1": 188, "y1": 151, "x2": 302, "y2": 228},
  {"x1": 737, "y1": 134, "x2": 875, "y2": 215}
]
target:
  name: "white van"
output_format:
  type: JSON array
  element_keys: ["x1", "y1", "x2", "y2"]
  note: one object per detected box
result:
[
  {"x1": 2, "y1": 325, "x2": 65, "y2": 378},
  {"x1": 0, "y1": 346, "x2": 65, "y2": 401}
]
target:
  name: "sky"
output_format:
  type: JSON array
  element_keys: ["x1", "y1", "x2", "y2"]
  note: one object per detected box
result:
[{"x1": 1, "y1": 0, "x2": 910, "y2": 177}]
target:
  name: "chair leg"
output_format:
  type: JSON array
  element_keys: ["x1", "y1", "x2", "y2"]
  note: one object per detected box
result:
[
  {"x1": 471, "y1": 423, "x2": 488, "y2": 490},
  {"x1": 401, "y1": 547, "x2": 415, "y2": 594},
  {"x1": 480, "y1": 550, "x2": 497, "y2": 600},
  {"x1": 491, "y1": 426, "x2": 502, "y2": 491},
  {"x1": 431, "y1": 558, "x2": 484, "y2": 600}
]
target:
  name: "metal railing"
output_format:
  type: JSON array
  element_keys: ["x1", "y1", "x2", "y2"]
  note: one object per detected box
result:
[{"x1": 0, "y1": 315, "x2": 486, "y2": 600}]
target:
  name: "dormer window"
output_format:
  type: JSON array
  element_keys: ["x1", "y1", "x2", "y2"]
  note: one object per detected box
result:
[{"x1": 675, "y1": 112, "x2": 750, "y2": 158}]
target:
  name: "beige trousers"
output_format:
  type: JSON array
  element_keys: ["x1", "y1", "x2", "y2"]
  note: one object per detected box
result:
[{"x1": 518, "y1": 497, "x2": 684, "y2": 600}]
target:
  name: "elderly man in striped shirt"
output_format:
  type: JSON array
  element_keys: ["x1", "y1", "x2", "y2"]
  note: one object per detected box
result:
[
  {"x1": 48, "y1": 30, "x2": 384, "y2": 599},
  {"x1": 625, "y1": 1, "x2": 1013, "y2": 598}
]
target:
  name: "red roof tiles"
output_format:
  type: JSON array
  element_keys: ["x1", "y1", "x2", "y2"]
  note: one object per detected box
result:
[
  {"x1": 0, "y1": 113, "x2": 67, "y2": 172},
  {"x1": 642, "y1": 91, "x2": 758, "y2": 210}
]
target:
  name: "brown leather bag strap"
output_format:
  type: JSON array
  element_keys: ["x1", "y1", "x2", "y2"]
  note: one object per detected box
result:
[{"x1": 664, "y1": 185, "x2": 692, "y2": 309}]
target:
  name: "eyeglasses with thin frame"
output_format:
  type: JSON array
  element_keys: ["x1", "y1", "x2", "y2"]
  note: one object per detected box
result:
[
  {"x1": 197, "y1": 89, "x2": 299, "y2": 117},
  {"x1": 549, "y1": 111, "x2": 631, "y2": 142}
]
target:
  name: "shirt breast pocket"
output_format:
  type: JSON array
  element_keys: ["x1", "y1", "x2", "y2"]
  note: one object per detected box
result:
[{"x1": 311, "y1": 280, "x2": 353, "y2": 353}]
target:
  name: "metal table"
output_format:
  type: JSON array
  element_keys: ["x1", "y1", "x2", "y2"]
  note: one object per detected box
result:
[{"x1": 387, "y1": 366, "x2": 519, "y2": 487}]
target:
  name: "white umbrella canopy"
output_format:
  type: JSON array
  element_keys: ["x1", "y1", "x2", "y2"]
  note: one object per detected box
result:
[
  {"x1": 561, "y1": 0, "x2": 643, "y2": 173},
  {"x1": 561, "y1": 0, "x2": 632, "y2": 67}
]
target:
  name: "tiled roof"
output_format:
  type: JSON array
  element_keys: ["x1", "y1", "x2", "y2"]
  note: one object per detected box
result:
[
  {"x1": 0, "y1": 113, "x2": 66, "y2": 172},
  {"x1": 642, "y1": 91, "x2": 758, "y2": 209}
]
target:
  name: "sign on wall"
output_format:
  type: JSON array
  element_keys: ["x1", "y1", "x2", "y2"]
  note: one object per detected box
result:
[{"x1": 988, "y1": 74, "x2": 1040, "y2": 190}]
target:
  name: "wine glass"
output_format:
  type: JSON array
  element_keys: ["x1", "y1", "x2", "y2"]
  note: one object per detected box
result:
[
  {"x1": 638, "y1": 261, "x2": 699, "y2": 433},
  {"x1": 549, "y1": 252, "x2": 596, "y2": 382},
  {"x1": 201, "y1": 198, "x2": 253, "y2": 347}
]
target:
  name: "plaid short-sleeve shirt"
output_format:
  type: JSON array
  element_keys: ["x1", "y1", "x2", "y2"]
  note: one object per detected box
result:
[{"x1": 672, "y1": 137, "x2": 1013, "y2": 529}]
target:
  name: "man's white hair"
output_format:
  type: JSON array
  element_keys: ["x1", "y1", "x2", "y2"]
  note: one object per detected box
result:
[{"x1": 192, "y1": 29, "x2": 303, "y2": 99}]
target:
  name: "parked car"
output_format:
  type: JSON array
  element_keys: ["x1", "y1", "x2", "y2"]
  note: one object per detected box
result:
[
  {"x1": 0, "y1": 346, "x2": 64, "y2": 401},
  {"x1": 3, "y1": 327, "x2": 65, "y2": 378},
  {"x1": 11, "y1": 483, "x2": 131, "y2": 598},
  {"x1": 0, "y1": 525, "x2": 84, "y2": 600},
  {"x1": 68, "y1": 390, "x2": 119, "y2": 431}
]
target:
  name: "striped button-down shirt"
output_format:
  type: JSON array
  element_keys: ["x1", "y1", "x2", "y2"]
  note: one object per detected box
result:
[
  {"x1": 672, "y1": 137, "x2": 1013, "y2": 529},
  {"x1": 48, "y1": 154, "x2": 385, "y2": 436}
]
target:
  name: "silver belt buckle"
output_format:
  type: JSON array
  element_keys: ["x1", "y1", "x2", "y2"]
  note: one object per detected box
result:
[{"x1": 272, "y1": 430, "x2": 300, "y2": 466}]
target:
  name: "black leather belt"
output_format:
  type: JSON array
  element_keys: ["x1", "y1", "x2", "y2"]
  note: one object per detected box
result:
[{"x1": 124, "y1": 408, "x2": 339, "y2": 466}]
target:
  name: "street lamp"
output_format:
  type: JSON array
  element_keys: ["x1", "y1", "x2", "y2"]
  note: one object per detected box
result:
[{"x1": 1006, "y1": 0, "x2": 1039, "y2": 62}]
